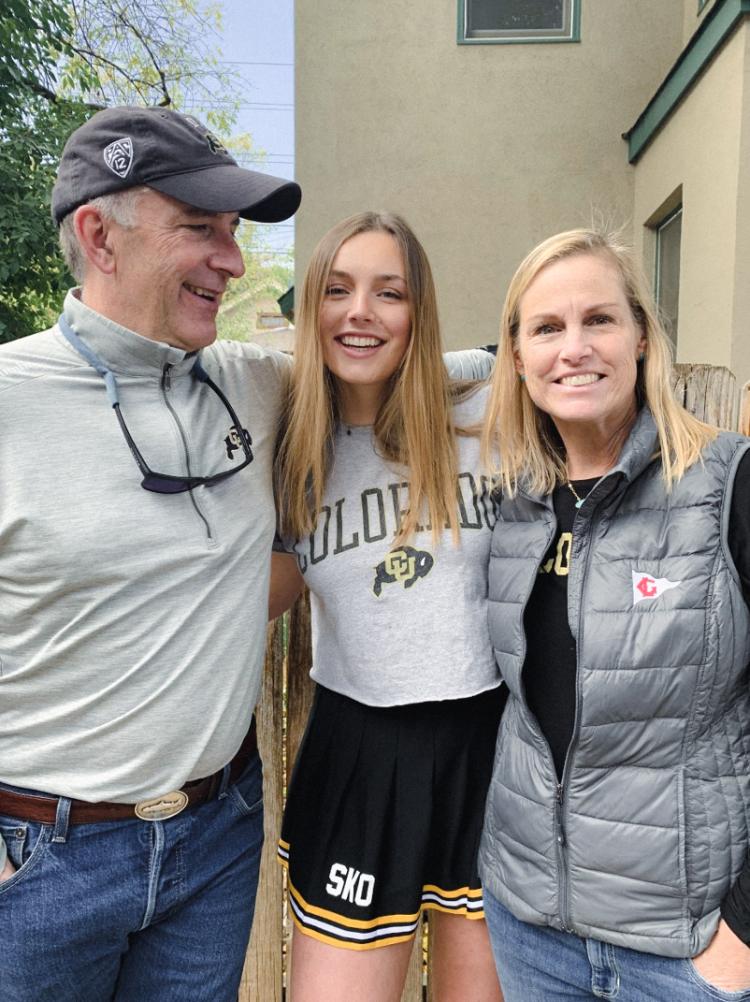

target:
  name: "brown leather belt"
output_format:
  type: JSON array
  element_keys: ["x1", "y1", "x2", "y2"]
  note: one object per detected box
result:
[{"x1": 0, "y1": 718, "x2": 257, "y2": 825}]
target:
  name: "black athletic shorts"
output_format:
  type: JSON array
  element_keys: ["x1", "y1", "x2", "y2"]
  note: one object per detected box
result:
[{"x1": 278, "y1": 683, "x2": 505, "y2": 950}]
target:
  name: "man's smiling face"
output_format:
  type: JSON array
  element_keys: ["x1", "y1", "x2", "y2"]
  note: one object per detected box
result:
[{"x1": 108, "y1": 188, "x2": 245, "y2": 351}]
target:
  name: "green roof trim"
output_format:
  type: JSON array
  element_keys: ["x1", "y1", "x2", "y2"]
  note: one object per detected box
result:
[{"x1": 624, "y1": 0, "x2": 750, "y2": 163}]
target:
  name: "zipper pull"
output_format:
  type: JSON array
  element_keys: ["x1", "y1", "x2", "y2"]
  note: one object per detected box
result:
[
  {"x1": 556, "y1": 784, "x2": 565, "y2": 845},
  {"x1": 162, "y1": 364, "x2": 172, "y2": 390}
]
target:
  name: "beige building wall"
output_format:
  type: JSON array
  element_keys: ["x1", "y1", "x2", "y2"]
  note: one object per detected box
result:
[
  {"x1": 296, "y1": 0, "x2": 683, "y2": 347},
  {"x1": 632, "y1": 23, "x2": 750, "y2": 384},
  {"x1": 683, "y1": 0, "x2": 717, "y2": 44}
]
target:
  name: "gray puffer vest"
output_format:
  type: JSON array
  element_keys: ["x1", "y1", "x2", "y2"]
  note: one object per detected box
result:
[{"x1": 479, "y1": 408, "x2": 750, "y2": 958}]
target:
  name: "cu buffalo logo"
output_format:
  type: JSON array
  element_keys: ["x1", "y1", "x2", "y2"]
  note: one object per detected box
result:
[{"x1": 372, "y1": 546, "x2": 433, "y2": 597}]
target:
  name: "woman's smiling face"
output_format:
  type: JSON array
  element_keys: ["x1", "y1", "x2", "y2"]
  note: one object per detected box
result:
[
  {"x1": 514, "y1": 251, "x2": 646, "y2": 442},
  {"x1": 319, "y1": 230, "x2": 411, "y2": 420}
]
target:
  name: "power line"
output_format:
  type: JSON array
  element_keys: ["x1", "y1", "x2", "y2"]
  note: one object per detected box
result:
[
  {"x1": 219, "y1": 60, "x2": 293, "y2": 67},
  {"x1": 235, "y1": 156, "x2": 294, "y2": 164},
  {"x1": 183, "y1": 98, "x2": 292, "y2": 107}
]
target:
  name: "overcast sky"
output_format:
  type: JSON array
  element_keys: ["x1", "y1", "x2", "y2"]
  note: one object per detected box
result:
[{"x1": 215, "y1": 0, "x2": 295, "y2": 255}]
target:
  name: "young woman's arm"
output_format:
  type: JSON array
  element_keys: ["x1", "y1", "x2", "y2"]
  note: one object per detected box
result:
[
  {"x1": 443, "y1": 347, "x2": 495, "y2": 380},
  {"x1": 269, "y1": 551, "x2": 305, "y2": 620}
]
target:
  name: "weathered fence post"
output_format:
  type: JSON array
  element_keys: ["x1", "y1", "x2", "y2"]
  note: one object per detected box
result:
[
  {"x1": 740, "y1": 380, "x2": 750, "y2": 436},
  {"x1": 240, "y1": 619, "x2": 286, "y2": 1001},
  {"x1": 671, "y1": 362, "x2": 738, "y2": 429}
]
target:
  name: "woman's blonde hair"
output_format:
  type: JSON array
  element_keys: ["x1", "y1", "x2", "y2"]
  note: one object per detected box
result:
[
  {"x1": 481, "y1": 227, "x2": 717, "y2": 496},
  {"x1": 276, "y1": 211, "x2": 461, "y2": 546}
]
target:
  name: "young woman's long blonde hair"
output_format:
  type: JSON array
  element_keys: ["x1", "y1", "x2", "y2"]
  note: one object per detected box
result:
[
  {"x1": 276, "y1": 211, "x2": 461, "y2": 546},
  {"x1": 481, "y1": 228, "x2": 717, "y2": 496}
]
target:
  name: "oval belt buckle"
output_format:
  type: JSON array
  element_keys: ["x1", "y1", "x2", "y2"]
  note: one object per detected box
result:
[{"x1": 134, "y1": 790, "x2": 189, "y2": 821}]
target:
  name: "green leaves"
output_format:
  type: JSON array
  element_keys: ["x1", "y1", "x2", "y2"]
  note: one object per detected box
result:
[
  {"x1": 0, "y1": 2, "x2": 81, "y2": 340},
  {"x1": 0, "y1": 0, "x2": 245, "y2": 342},
  {"x1": 0, "y1": 0, "x2": 72, "y2": 111}
]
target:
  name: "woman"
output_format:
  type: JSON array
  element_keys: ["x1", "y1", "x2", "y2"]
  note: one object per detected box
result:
[
  {"x1": 479, "y1": 227, "x2": 750, "y2": 1000},
  {"x1": 270, "y1": 212, "x2": 504, "y2": 1002}
]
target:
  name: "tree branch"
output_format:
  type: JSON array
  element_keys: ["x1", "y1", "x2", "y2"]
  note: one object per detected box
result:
[{"x1": 113, "y1": 8, "x2": 172, "y2": 105}]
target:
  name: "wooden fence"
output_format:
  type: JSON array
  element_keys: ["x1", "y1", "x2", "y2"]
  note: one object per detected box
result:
[{"x1": 238, "y1": 363, "x2": 745, "y2": 1002}]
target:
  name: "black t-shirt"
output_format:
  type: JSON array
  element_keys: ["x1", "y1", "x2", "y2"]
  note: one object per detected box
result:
[
  {"x1": 521, "y1": 449, "x2": 750, "y2": 940},
  {"x1": 523, "y1": 476, "x2": 595, "y2": 779}
]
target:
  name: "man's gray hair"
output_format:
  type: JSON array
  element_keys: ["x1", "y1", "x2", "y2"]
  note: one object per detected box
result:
[{"x1": 59, "y1": 187, "x2": 147, "y2": 283}]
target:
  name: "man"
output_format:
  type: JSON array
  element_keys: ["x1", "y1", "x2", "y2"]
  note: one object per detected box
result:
[{"x1": 0, "y1": 106, "x2": 300, "y2": 1001}]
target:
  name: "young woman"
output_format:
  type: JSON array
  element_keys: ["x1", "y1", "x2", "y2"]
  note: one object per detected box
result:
[
  {"x1": 479, "y1": 228, "x2": 750, "y2": 1000},
  {"x1": 270, "y1": 212, "x2": 504, "y2": 1002}
]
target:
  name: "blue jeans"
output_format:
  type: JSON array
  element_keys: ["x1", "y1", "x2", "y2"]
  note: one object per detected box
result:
[
  {"x1": 484, "y1": 889, "x2": 750, "y2": 1001},
  {"x1": 0, "y1": 753, "x2": 264, "y2": 1002}
]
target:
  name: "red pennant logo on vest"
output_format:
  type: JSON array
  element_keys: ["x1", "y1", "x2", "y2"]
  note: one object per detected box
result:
[{"x1": 632, "y1": 570, "x2": 681, "y2": 605}]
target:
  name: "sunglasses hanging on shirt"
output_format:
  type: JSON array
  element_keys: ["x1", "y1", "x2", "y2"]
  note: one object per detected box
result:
[{"x1": 58, "y1": 314, "x2": 253, "y2": 494}]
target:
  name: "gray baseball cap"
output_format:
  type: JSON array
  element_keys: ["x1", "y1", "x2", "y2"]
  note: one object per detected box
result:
[{"x1": 51, "y1": 105, "x2": 301, "y2": 224}]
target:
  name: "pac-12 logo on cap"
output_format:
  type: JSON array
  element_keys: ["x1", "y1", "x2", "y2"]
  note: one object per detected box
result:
[{"x1": 103, "y1": 137, "x2": 134, "y2": 178}]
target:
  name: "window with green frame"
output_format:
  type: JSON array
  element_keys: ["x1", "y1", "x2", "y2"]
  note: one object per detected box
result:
[{"x1": 458, "y1": 0, "x2": 581, "y2": 44}]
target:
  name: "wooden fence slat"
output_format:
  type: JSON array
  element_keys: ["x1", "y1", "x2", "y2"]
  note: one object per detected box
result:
[
  {"x1": 400, "y1": 932, "x2": 424, "y2": 1001},
  {"x1": 671, "y1": 363, "x2": 738, "y2": 429},
  {"x1": 282, "y1": 593, "x2": 317, "y2": 997},
  {"x1": 241, "y1": 619, "x2": 286, "y2": 1001},
  {"x1": 740, "y1": 380, "x2": 750, "y2": 436}
]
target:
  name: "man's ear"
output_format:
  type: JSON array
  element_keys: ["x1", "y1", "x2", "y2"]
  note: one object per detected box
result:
[{"x1": 74, "y1": 204, "x2": 118, "y2": 276}]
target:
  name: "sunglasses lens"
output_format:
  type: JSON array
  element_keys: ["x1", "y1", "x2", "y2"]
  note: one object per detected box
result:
[{"x1": 141, "y1": 474, "x2": 191, "y2": 494}]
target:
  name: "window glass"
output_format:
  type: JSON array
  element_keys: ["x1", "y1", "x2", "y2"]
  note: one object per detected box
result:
[
  {"x1": 468, "y1": 0, "x2": 564, "y2": 32},
  {"x1": 462, "y1": 0, "x2": 576, "y2": 40}
]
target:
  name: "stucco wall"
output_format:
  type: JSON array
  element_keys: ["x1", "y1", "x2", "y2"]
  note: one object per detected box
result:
[
  {"x1": 684, "y1": 0, "x2": 717, "y2": 45},
  {"x1": 296, "y1": 0, "x2": 683, "y2": 347},
  {"x1": 632, "y1": 24, "x2": 749, "y2": 383}
]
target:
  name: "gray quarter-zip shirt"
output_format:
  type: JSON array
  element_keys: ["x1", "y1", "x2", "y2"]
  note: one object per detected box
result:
[{"x1": 0, "y1": 291, "x2": 290, "y2": 869}]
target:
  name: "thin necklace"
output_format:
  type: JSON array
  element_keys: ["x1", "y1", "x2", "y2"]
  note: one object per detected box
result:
[{"x1": 566, "y1": 480, "x2": 588, "y2": 509}]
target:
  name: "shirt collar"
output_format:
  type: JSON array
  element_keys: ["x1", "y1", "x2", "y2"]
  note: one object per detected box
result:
[
  {"x1": 518, "y1": 407, "x2": 660, "y2": 506},
  {"x1": 60, "y1": 289, "x2": 198, "y2": 377}
]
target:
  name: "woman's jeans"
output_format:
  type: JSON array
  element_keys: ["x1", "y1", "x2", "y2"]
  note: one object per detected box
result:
[
  {"x1": 0, "y1": 753, "x2": 264, "y2": 1002},
  {"x1": 485, "y1": 889, "x2": 750, "y2": 1002}
]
